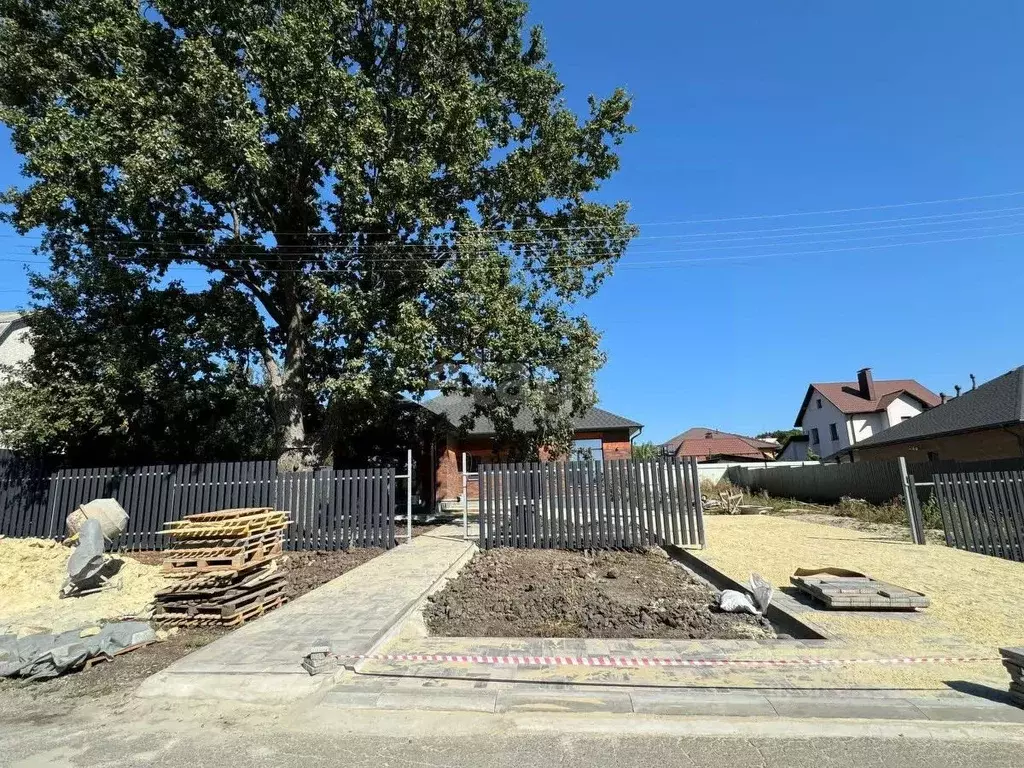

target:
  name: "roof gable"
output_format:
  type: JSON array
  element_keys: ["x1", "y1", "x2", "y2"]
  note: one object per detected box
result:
[
  {"x1": 855, "y1": 367, "x2": 1024, "y2": 449},
  {"x1": 661, "y1": 427, "x2": 778, "y2": 459},
  {"x1": 795, "y1": 379, "x2": 940, "y2": 426}
]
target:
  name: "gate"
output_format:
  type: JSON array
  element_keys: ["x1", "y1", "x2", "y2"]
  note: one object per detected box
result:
[
  {"x1": 931, "y1": 467, "x2": 1024, "y2": 561},
  {"x1": 477, "y1": 457, "x2": 704, "y2": 550}
]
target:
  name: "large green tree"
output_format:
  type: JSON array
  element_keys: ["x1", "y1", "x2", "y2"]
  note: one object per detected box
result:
[{"x1": 0, "y1": 0, "x2": 634, "y2": 468}]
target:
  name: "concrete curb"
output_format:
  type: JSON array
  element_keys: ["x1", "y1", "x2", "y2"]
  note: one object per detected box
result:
[{"x1": 320, "y1": 680, "x2": 1024, "y2": 723}]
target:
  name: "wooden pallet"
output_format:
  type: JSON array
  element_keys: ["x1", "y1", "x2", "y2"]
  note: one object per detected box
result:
[
  {"x1": 155, "y1": 581, "x2": 287, "y2": 619},
  {"x1": 155, "y1": 564, "x2": 280, "y2": 599},
  {"x1": 79, "y1": 640, "x2": 156, "y2": 671},
  {"x1": 180, "y1": 507, "x2": 274, "y2": 522},
  {"x1": 161, "y1": 539, "x2": 282, "y2": 573},
  {"x1": 154, "y1": 595, "x2": 288, "y2": 627},
  {"x1": 163, "y1": 529, "x2": 283, "y2": 555},
  {"x1": 162, "y1": 514, "x2": 289, "y2": 539}
]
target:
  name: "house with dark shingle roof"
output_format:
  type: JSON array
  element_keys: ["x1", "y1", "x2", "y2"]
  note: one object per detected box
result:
[
  {"x1": 795, "y1": 367, "x2": 940, "y2": 460},
  {"x1": 660, "y1": 428, "x2": 778, "y2": 463},
  {"x1": 843, "y1": 366, "x2": 1024, "y2": 463},
  {"x1": 420, "y1": 392, "x2": 642, "y2": 506}
]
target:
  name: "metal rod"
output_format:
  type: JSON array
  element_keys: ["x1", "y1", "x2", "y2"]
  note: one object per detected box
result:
[
  {"x1": 406, "y1": 448, "x2": 413, "y2": 543},
  {"x1": 462, "y1": 452, "x2": 469, "y2": 540}
]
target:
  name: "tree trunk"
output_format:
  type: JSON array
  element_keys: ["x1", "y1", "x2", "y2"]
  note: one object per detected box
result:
[{"x1": 275, "y1": 296, "x2": 316, "y2": 471}]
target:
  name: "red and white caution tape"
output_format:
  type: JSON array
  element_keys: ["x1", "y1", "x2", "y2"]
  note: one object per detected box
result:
[{"x1": 328, "y1": 653, "x2": 998, "y2": 668}]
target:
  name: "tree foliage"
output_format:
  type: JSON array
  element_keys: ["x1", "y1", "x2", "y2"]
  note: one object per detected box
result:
[
  {"x1": 756, "y1": 429, "x2": 803, "y2": 442},
  {"x1": 0, "y1": 0, "x2": 635, "y2": 467}
]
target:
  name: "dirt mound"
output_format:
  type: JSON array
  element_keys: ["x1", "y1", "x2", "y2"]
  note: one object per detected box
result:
[
  {"x1": 424, "y1": 549, "x2": 773, "y2": 640},
  {"x1": 0, "y1": 537, "x2": 171, "y2": 635}
]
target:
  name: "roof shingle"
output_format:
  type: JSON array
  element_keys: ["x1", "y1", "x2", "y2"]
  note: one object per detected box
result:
[
  {"x1": 854, "y1": 367, "x2": 1024, "y2": 449},
  {"x1": 661, "y1": 428, "x2": 778, "y2": 461},
  {"x1": 796, "y1": 378, "x2": 940, "y2": 426},
  {"x1": 421, "y1": 393, "x2": 642, "y2": 436}
]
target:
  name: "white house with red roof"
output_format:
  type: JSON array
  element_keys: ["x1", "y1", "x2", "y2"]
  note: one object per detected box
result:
[{"x1": 794, "y1": 368, "x2": 940, "y2": 459}]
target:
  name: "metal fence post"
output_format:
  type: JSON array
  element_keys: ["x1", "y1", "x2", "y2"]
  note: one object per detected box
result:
[
  {"x1": 899, "y1": 456, "x2": 925, "y2": 545},
  {"x1": 406, "y1": 448, "x2": 413, "y2": 543},
  {"x1": 462, "y1": 452, "x2": 469, "y2": 540}
]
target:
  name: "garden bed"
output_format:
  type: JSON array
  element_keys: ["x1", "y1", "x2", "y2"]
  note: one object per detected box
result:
[{"x1": 424, "y1": 549, "x2": 774, "y2": 640}]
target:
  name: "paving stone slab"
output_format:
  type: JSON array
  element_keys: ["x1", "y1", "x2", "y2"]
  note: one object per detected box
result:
[
  {"x1": 790, "y1": 574, "x2": 929, "y2": 610},
  {"x1": 377, "y1": 689, "x2": 497, "y2": 713}
]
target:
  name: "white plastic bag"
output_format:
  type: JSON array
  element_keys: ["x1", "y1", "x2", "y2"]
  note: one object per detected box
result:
[{"x1": 719, "y1": 589, "x2": 758, "y2": 614}]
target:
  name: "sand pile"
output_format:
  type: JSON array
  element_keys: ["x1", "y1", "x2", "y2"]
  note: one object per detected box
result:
[{"x1": 0, "y1": 537, "x2": 173, "y2": 635}]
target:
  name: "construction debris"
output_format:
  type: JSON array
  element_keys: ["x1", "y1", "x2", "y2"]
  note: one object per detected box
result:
[
  {"x1": 154, "y1": 508, "x2": 290, "y2": 627},
  {"x1": 1000, "y1": 647, "x2": 1024, "y2": 708},
  {"x1": 0, "y1": 621, "x2": 156, "y2": 680},
  {"x1": 790, "y1": 567, "x2": 930, "y2": 610},
  {"x1": 301, "y1": 638, "x2": 338, "y2": 676}
]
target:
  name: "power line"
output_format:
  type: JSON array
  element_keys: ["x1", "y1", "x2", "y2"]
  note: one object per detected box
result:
[
  {"x1": 3, "y1": 226, "x2": 1021, "y2": 274},
  {"x1": 4, "y1": 204, "x2": 1024, "y2": 251},
  {"x1": 3, "y1": 213, "x2": 1023, "y2": 268},
  {"x1": 1, "y1": 190, "x2": 1022, "y2": 239}
]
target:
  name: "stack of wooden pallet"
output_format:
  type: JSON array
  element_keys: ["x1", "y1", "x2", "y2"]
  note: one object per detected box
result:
[
  {"x1": 1001, "y1": 648, "x2": 1024, "y2": 708},
  {"x1": 154, "y1": 507, "x2": 290, "y2": 627}
]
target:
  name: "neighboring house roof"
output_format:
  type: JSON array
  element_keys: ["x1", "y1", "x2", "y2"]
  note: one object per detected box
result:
[
  {"x1": 795, "y1": 379, "x2": 940, "y2": 427},
  {"x1": 778, "y1": 434, "x2": 810, "y2": 455},
  {"x1": 661, "y1": 428, "x2": 778, "y2": 461},
  {"x1": 0, "y1": 310, "x2": 26, "y2": 346},
  {"x1": 421, "y1": 393, "x2": 642, "y2": 437},
  {"x1": 854, "y1": 366, "x2": 1024, "y2": 449}
]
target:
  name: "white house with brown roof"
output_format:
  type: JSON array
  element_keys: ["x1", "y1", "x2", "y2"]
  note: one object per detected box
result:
[
  {"x1": 0, "y1": 311, "x2": 31, "y2": 382},
  {"x1": 794, "y1": 368, "x2": 940, "y2": 459}
]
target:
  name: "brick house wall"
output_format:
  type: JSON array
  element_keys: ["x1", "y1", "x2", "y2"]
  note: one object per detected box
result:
[
  {"x1": 852, "y1": 425, "x2": 1024, "y2": 463},
  {"x1": 433, "y1": 428, "x2": 635, "y2": 502}
]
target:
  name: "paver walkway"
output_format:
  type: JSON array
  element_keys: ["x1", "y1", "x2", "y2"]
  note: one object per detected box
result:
[{"x1": 136, "y1": 525, "x2": 475, "y2": 703}]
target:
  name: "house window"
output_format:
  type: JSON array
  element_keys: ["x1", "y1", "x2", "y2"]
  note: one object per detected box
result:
[
  {"x1": 816, "y1": 398, "x2": 822, "y2": 409},
  {"x1": 810, "y1": 428, "x2": 820, "y2": 444},
  {"x1": 829, "y1": 423, "x2": 839, "y2": 441},
  {"x1": 927, "y1": 451, "x2": 939, "y2": 462},
  {"x1": 571, "y1": 438, "x2": 603, "y2": 463}
]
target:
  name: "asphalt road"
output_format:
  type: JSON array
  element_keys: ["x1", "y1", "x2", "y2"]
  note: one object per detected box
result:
[{"x1": 3, "y1": 697, "x2": 1024, "y2": 768}]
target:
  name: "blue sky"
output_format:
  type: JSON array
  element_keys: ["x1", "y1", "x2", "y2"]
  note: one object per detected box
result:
[{"x1": 2, "y1": 2, "x2": 1023, "y2": 443}]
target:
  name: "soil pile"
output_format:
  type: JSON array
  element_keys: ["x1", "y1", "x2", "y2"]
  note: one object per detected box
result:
[
  {"x1": 0, "y1": 537, "x2": 171, "y2": 635},
  {"x1": 424, "y1": 549, "x2": 773, "y2": 640}
]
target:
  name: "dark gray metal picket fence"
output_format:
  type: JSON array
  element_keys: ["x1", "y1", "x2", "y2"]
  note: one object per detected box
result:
[
  {"x1": 0, "y1": 459, "x2": 396, "y2": 550},
  {"x1": 477, "y1": 457, "x2": 704, "y2": 550},
  {"x1": 932, "y1": 467, "x2": 1024, "y2": 562}
]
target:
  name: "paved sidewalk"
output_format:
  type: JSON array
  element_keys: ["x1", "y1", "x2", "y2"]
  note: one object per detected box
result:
[{"x1": 136, "y1": 525, "x2": 475, "y2": 703}]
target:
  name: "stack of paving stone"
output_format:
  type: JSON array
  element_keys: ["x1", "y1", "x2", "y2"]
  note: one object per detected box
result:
[
  {"x1": 153, "y1": 508, "x2": 290, "y2": 627},
  {"x1": 1000, "y1": 647, "x2": 1024, "y2": 708},
  {"x1": 790, "y1": 571, "x2": 929, "y2": 610}
]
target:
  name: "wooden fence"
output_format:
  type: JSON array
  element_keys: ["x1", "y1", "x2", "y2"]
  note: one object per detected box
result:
[
  {"x1": 932, "y1": 467, "x2": 1024, "y2": 562},
  {"x1": 477, "y1": 457, "x2": 704, "y2": 550},
  {"x1": 0, "y1": 459, "x2": 396, "y2": 550}
]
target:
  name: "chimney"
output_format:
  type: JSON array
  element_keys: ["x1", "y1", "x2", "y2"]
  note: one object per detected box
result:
[
  {"x1": 970, "y1": 374, "x2": 976, "y2": 391},
  {"x1": 857, "y1": 368, "x2": 876, "y2": 401},
  {"x1": 940, "y1": 392, "x2": 947, "y2": 404}
]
